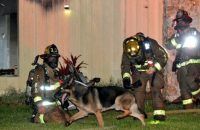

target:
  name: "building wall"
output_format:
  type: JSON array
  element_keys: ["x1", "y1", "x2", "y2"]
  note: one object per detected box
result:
[{"x1": 0, "y1": 0, "x2": 163, "y2": 94}]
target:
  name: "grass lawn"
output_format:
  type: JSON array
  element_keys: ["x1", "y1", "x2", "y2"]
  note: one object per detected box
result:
[{"x1": 0, "y1": 103, "x2": 200, "y2": 130}]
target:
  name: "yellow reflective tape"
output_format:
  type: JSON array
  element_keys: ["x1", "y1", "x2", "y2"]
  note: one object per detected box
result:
[
  {"x1": 123, "y1": 73, "x2": 131, "y2": 78},
  {"x1": 149, "y1": 120, "x2": 160, "y2": 125},
  {"x1": 177, "y1": 59, "x2": 200, "y2": 68},
  {"x1": 39, "y1": 114, "x2": 45, "y2": 124},
  {"x1": 171, "y1": 38, "x2": 182, "y2": 49},
  {"x1": 135, "y1": 65, "x2": 142, "y2": 68},
  {"x1": 40, "y1": 82, "x2": 61, "y2": 91},
  {"x1": 154, "y1": 62, "x2": 162, "y2": 71},
  {"x1": 56, "y1": 100, "x2": 61, "y2": 105},
  {"x1": 53, "y1": 82, "x2": 60, "y2": 89},
  {"x1": 182, "y1": 99, "x2": 193, "y2": 105},
  {"x1": 171, "y1": 38, "x2": 178, "y2": 47},
  {"x1": 138, "y1": 69, "x2": 148, "y2": 71},
  {"x1": 34, "y1": 96, "x2": 42, "y2": 102},
  {"x1": 153, "y1": 110, "x2": 165, "y2": 116},
  {"x1": 135, "y1": 62, "x2": 148, "y2": 69},
  {"x1": 192, "y1": 88, "x2": 200, "y2": 96},
  {"x1": 135, "y1": 62, "x2": 149, "y2": 71},
  {"x1": 176, "y1": 44, "x2": 182, "y2": 49},
  {"x1": 41, "y1": 100, "x2": 61, "y2": 106}
]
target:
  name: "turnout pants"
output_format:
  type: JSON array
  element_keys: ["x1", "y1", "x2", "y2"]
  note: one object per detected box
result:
[
  {"x1": 132, "y1": 71, "x2": 165, "y2": 118},
  {"x1": 177, "y1": 64, "x2": 200, "y2": 109}
]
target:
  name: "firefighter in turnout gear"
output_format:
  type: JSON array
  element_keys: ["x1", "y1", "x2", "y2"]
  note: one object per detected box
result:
[
  {"x1": 26, "y1": 44, "x2": 63, "y2": 124},
  {"x1": 121, "y1": 33, "x2": 168, "y2": 123},
  {"x1": 166, "y1": 9, "x2": 200, "y2": 109}
]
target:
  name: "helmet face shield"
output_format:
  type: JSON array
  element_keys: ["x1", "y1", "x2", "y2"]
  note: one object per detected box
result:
[
  {"x1": 45, "y1": 55, "x2": 59, "y2": 69},
  {"x1": 124, "y1": 40, "x2": 140, "y2": 57}
]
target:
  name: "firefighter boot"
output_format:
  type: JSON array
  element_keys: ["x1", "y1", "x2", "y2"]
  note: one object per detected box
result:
[
  {"x1": 184, "y1": 103, "x2": 194, "y2": 109},
  {"x1": 154, "y1": 115, "x2": 166, "y2": 121},
  {"x1": 183, "y1": 98, "x2": 194, "y2": 109}
]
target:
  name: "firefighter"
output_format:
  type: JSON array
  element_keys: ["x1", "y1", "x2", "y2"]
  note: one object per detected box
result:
[
  {"x1": 26, "y1": 44, "x2": 64, "y2": 124},
  {"x1": 121, "y1": 32, "x2": 168, "y2": 123},
  {"x1": 165, "y1": 9, "x2": 200, "y2": 109}
]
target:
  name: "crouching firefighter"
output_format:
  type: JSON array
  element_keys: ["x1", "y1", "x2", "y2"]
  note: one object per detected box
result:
[
  {"x1": 121, "y1": 33, "x2": 168, "y2": 123},
  {"x1": 25, "y1": 44, "x2": 67, "y2": 124},
  {"x1": 165, "y1": 9, "x2": 200, "y2": 109}
]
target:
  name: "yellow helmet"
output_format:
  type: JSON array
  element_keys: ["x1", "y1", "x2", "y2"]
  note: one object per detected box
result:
[{"x1": 123, "y1": 37, "x2": 140, "y2": 57}]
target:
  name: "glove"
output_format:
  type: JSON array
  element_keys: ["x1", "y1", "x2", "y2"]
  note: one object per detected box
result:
[
  {"x1": 132, "y1": 80, "x2": 142, "y2": 88},
  {"x1": 123, "y1": 77, "x2": 131, "y2": 89}
]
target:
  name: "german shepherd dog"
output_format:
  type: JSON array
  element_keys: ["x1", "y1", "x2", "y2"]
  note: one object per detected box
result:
[{"x1": 62, "y1": 78, "x2": 146, "y2": 128}]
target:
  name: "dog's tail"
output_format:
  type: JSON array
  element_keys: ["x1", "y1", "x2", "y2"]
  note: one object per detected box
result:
[{"x1": 138, "y1": 108, "x2": 147, "y2": 119}]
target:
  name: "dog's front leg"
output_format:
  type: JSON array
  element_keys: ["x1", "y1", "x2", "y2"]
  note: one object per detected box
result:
[
  {"x1": 94, "y1": 109, "x2": 104, "y2": 128},
  {"x1": 70, "y1": 110, "x2": 88, "y2": 123},
  {"x1": 116, "y1": 110, "x2": 131, "y2": 119}
]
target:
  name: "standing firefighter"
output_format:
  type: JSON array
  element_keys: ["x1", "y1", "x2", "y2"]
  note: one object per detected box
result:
[
  {"x1": 121, "y1": 33, "x2": 168, "y2": 123},
  {"x1": 25, "y1": 44, "x2": 67, "y2": 124},
  {"x1": 166, "y1": 9, "x2": 200, "y2": 109}
]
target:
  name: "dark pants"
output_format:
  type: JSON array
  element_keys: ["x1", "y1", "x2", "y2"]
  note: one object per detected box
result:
[
  {"x1": 177, "y1": 64, "x2": 200, "y2": 108},
  {"x1": 132, "y1": 71, "x2": 165, "y2": 112}
]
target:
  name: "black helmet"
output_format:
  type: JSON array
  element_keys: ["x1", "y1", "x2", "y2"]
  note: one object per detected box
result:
[
  {"x1": 173, "y1": 9, "x2": 192, "y2": 30},
  {"x1": 42, "y1": 44, "x2": 60, "y2": 69},
  {"x1": 43, "y1": 44, "x2": 60, "y2": 57},
  {"x1": 134, "y1": 32, "x2": 145, "y2": 41},
  {"x1": 174, "y1": 9, "x2": 192, "y2": 23}
]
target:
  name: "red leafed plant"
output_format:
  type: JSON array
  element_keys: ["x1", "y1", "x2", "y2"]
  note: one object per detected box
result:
[{"x1": 58, "y1": 54, "x2": 87, "y2": 77}]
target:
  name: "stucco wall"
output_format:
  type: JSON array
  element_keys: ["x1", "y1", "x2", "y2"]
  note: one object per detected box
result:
[{"x1": 0, "y1": 0, "x2": 163, "y2": 94}]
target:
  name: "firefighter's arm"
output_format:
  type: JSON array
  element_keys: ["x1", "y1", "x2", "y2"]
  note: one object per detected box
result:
[
  {"x1": 31, "y1": 66, "x2": 45, "y2": 105},
  {"x1": 25, "y1": 69, "x2": 35, "y2": 105},
  {"x1": 121, "y1": 52, "x2": 131, "y2": 89},
  {"x1": 165, "y1": 34, "x2": 180, "y2": 50},
  {"x1": 151, "y1": 39, "x2": 168, "y2": 71},
  {"x1": 26, "y1": 69, "x2": 35, "y2": 97},
  {"x1": 31, "y1": 66, "x2": 50, "y2": 120}
]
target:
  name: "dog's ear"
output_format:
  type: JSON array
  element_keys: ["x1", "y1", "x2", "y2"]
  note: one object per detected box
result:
[{"x1": 93, "y1": 77, "x2": 100, "y2": 83}]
